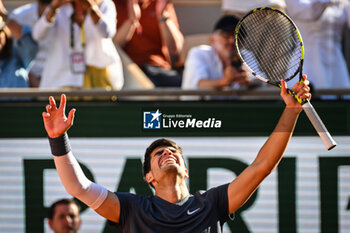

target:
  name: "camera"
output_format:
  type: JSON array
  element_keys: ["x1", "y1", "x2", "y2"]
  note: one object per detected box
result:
[
  {"x1": 230, "y1": 51, "x2": 242, "y2": 69},
  {"x1": 231, "y1": 56, "x2": 242, "y2": 69}
]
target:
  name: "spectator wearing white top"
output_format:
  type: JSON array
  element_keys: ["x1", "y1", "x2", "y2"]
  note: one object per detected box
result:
[
  {"x1": 222, "y1": 0, "x2": 286, "y2": 18},
  {"x1": 33, "y1": 0, "x2": 123, "y2": 90},
  {"x1": 285, "y1": 0, "x2": 350, "y2": 92},
  {"x1": 181, "y1": 15, "x2": 255, "y2": 100}
]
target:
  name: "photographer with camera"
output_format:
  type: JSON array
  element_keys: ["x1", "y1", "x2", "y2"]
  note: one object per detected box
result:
[
  {"x1": 32, "y1": 0, "x2": 123, "y2": 90},
  {"x1": 181, "y1": 15, "x2": 256, "y2": 99}
]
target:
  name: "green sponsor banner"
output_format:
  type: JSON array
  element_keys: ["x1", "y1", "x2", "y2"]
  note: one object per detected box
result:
[{"x1": 0, "y1": 100, "x2": 349, "y2": 137}]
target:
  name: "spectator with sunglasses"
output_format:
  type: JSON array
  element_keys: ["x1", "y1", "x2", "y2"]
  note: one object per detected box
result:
[{"x1": 181, "y1": 15, "x2": 255, "y2": 100}]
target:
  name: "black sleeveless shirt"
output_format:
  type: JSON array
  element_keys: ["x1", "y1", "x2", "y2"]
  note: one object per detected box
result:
[{"x1": 109, "y1": 183, "x2": 233, "y2": 233}]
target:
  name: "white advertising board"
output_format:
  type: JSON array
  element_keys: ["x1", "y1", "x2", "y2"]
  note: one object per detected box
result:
[{"x1": 0, "y1": 136, "x2": 349, "y2": 233}]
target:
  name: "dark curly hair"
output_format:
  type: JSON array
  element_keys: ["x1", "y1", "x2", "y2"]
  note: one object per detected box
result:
[{"x1": 143, "y1": 138, "x2": 183, "y2": 187}]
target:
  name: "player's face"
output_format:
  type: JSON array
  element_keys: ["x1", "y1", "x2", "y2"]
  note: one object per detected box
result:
[
  {"x1": 151, "y1": 146, "x2": 184, "y2": 168},
  {"x1": 48, "y1": 203, "x2": 81, "y2": 233},
  {"x1": 148, "y1": 146, "x2": 188, "y2": 180}
]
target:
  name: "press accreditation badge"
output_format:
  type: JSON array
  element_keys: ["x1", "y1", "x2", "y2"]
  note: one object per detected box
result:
[{"x1": 70, "y1": 52, "x2": 86, "y2": 74}]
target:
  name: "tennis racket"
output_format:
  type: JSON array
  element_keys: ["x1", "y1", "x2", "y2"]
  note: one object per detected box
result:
[{"x1": 234, "y1": 7, "x2": 336, "y2": 150}]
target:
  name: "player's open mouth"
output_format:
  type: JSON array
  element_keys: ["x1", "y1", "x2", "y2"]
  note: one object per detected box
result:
[{"x1": 159, "y1": 155, "x2": 178, "y2": 167}]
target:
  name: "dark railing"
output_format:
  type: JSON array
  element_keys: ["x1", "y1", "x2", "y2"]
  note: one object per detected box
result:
[{"x1": 0, "y1": 87, "x2": 350, "y2": 100}]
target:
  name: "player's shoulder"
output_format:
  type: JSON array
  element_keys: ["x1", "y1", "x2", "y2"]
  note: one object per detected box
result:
[{"x1": 194, "y1": 183, "x2": 230, "y2": 198}]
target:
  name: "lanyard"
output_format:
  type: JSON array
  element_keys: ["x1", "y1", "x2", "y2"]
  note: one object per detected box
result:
[{"x1": 70, "y1": 14, "x2": 86, "y2": 49}]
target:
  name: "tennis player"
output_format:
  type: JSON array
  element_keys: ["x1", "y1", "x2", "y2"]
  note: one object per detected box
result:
[{"x1": 43, "y1": 76, "x2": 310, "y2": 232}]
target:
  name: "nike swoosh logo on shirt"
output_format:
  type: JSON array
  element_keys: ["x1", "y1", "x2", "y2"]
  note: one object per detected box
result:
[{"x1": 187, "y1": 208, "x2": 200, "y2": 215}]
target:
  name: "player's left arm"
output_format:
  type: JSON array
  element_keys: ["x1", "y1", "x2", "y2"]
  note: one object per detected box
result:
[{"x1": 227, "y1": 75, "x2": 311, "y2": 214}]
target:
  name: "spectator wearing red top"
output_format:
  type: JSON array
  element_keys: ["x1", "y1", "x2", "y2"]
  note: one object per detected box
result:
[{"x1": 113, "y1": 0, "x2": 184, "y2": 87}]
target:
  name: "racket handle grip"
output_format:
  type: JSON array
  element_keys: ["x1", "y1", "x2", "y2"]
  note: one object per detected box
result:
[{"x1": 302, "y1": 101, "x2": 337, "y2": 150}]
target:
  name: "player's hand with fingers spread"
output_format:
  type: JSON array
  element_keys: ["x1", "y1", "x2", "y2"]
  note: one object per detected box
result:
[
  {"x1": 280, "y1": 74, "x2": 311, "y2": 111},
  {"x1": 42, "y1": 94, "x2": 76, "y2": 138}
]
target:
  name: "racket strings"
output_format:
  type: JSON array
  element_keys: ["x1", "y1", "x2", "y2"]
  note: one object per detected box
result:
[
  {"x1": 241, "y1": 16, "x2": 298, "y2": 81},
  {"x1": 238, "y1": 13, "x2": 299, "y2": 80},
  {"x1": 236, "y1": 9, "x2": 301, "y2": 83}
]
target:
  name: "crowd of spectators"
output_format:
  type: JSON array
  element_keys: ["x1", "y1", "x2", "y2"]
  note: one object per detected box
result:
[
  {"x1": 0, "y1": 0, "x2": 123, "y2": 91},
  {"x1": 33, "y1": 0, "x2": 123, "y2": 90},
  {"x1": 0, "y1": 0, "x2": 350, "y2": 99}
]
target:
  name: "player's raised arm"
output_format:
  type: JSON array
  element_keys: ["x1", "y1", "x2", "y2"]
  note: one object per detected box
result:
[
  {"x1": 42, "y1": 94, "x2": 121, "y2": 223},
  {"x1": 227, "y1": 75, "x2": 311, "y2": 214}
]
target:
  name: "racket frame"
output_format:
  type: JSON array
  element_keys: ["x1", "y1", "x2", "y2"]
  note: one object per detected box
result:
[
  {"x1": 234, "y1": 7, "x2": 336, "y2": 150},
  {"x1": 235, "y1": 7, "x2": 304, "y2": 87}
]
